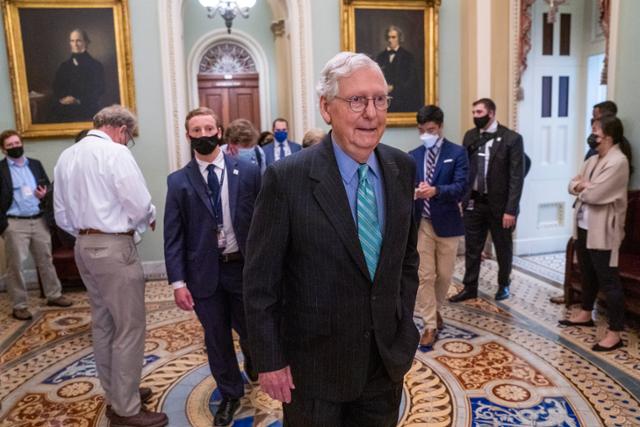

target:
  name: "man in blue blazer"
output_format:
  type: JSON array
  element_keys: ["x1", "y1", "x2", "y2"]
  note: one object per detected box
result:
[
  {"x1": 262, "y1": 117, "x2": 302, "y2": 166},
  {"x1": 164, "y1": 107, "x2": 261, "y2": 426},
  {"x1": 409, "y1": 105, "x2": 468, "y2": 347}
]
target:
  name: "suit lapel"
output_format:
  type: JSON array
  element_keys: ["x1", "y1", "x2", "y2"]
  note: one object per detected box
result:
[
  {"x1": 185, "y1": 159, "x2": 215, "y2": 220},
  {"x1": 431, "y1": 140, "x2": 449, "y2": 183},
  {"x1": 310, "y1": 137, "x2": 370, "y2": 281},
  {"x1": 487, "y1": 127, "x2": 505, "y2": 173},
  {"x1": 376, "y1": 146, "x2": 401, "y2": 279},
  {"x1": 415, "y1": 146, "x2": 426, "y2": 183},
  {"x1": 224, "y1": 154, "x2": 239, "y2": 225}
]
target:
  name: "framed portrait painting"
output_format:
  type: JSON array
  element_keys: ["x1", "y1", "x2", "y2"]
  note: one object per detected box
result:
[
  {"x1": 2, "y1": 0, "x2": 135, "y2": 138},
  {"x1": 341, "y1": 0, "x2": 440, "y2": 126}
]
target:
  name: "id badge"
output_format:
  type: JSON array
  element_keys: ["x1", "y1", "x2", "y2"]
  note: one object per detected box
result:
[
  {"x1": 21, "y1": 185, "x2": 33, "y2": 197},
  {"x1": 217, "y1": 226, "x2": 227, "y2": 249}
]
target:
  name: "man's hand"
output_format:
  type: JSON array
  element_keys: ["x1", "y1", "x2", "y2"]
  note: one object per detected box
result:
[
  {"x1": 502, "y1": 213, "x2": 516, "y2": 229},
  {"x1": 259, "y1": 366, "x2": 295, "y2": 403},
  {"x1": 174, "y1": 287, "x2": 194, "y2": 311},
  {"x1": 34, "y1": 185, "x2": 47, "y2": 199},
  {"x1": 59, "y1": 96, "x2": 79, "y2": 105},
  {"x1": 149, "y1": 220, "x2": 156, "y2": 231},
  {"x1": 415, "y1": 182, "x2": 437, "y2": 200}
]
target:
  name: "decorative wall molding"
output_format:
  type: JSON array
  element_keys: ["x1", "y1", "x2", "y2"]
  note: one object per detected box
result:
[
  {"x1": 158, "y1": 0, "x2": 189, "y2": 172},
  {"x1": 187, "y1": 29, "x2": 272, "y2": 133}
]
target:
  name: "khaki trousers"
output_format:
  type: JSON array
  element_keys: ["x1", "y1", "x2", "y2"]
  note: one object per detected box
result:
[
  {"x1": 415, "y1": 219, "x2": 459, "y2": 330},
  {"x1": 3, "y1": 217, "x2": 62, "y2": 309},
  {"x1": 74, "y1": 234, "x2": 145, "y2": 417}
]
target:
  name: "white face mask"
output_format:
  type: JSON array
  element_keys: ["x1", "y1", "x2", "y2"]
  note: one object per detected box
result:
[{"x1": 420, "y1": 132, "x2": 439, "y2": 148}]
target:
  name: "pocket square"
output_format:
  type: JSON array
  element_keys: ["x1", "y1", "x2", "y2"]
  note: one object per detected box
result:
[{"x1": 443, "y1": 159, "x2": 453, "y2": 163}]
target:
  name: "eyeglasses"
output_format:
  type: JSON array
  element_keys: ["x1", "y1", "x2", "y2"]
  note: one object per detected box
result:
[
  {"x1": 333, "y1": 95, "x2": 392, "y2": 113},
  {"x1": 125, "y1": 128, "x2": 136, "y2": 149}
]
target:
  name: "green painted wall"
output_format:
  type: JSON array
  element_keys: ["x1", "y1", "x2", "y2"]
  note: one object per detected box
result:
[
  {"x1": 310, "y1": 0, "x2": 462, "y2": 152},
  {"x1": 182, "y1": 0, "x2": 278, "y2": 123},
  {"x1": 613, "y1": 0, "x2": 640, "y2": 189},
  {"x1": 0, "y1": 0, "x2": 169, "y2": 263}
]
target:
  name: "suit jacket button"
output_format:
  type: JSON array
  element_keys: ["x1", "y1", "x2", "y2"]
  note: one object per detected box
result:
[
  {"x1": 371, "y1": 295, "x2": 377, "y2": 301},
  {"x1": 364, "y1": 331, "x2": 370, "y2": 339}
]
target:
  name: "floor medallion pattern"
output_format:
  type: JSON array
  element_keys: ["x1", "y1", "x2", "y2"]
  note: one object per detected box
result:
[{"x1": 1, "y1": 258, "x2": 639, "y2": 426}]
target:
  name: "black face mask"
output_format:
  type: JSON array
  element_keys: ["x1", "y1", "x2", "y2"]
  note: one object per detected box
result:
[
  {"x1": 587, "y1": 133, "x2": 599, "y2": 149},
  {"x1": 190, "y1": 134, "x2": 221, "y2": 155},
  {"x1": 6, "y1": 146, "x2": 24, "y2": 159},
  {"x1": 473, "y1": 115, "x2": 491, "y2": 130}
]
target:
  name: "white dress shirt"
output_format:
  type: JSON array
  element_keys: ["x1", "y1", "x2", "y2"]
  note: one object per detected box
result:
[
  {"x1": 274, "y1": 140, "x2": 293, "y2": 162},
  {"x1": 53, "y1": 130, "x2": 156, "y2": 237},
  {"x1": 473, "y1": 120, "x2": 499, "y2": 192},
  {"x1": 171, "y1": 151, "x2": 239, "y2": 290},
  {"x1": 195, "y1": 151, "x2": 239, "y2": 255}
]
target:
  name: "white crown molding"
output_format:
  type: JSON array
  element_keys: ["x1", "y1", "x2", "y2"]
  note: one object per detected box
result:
[
  {"x1": 159, "y1": 0, "x2": 190, "y2": 172},
  {"x1": 187, "y1": 29, "x2": 272, "y2": 133}
]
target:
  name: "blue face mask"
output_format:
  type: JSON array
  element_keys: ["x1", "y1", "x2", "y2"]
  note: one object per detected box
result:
[
  {"x1": 274, "y1": 130, "x2": 288, "y2": 143},
  {"x1": 237, "y1": 147, "x2": 255, "y2": 162}
]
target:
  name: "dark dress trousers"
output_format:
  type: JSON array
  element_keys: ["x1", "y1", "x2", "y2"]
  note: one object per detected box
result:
[
  {"x1": 0, "y1": 157, "x2": 50, "y2": 234},
  {"x1": 164, "y1": 155, "x2": 261, "y2": 399},
  {"x1": 461, "y1": 124, "x2": 525, "y2": 289},
  {"x1": 243, "y1": 134, "x2": 420, "y2": 425}
]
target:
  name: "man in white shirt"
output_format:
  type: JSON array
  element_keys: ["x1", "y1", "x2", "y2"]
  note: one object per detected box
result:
[
  {"x1": 54, "y1": 105, "x2": 166, "y2": 427},
  {"x1": 163, "y1": 107, "x2": 261, "y2": 426}
]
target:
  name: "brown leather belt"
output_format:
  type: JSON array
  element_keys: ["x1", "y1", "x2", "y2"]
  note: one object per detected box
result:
[
  {"x1": 219, "y1": 251, "x2": 243, "y2": 263},
  {"x1": 79, "y1": 228, "x2": 135, "y2": 236}
]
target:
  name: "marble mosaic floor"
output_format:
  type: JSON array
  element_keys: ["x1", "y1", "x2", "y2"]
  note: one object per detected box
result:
[{"x1": 1, "y1": 257, "x2": 639, "y2": 426}]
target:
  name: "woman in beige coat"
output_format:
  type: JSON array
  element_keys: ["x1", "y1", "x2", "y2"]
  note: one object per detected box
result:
[{"x1": 559, "y1": 115, "x2": 631, "y2": 352}]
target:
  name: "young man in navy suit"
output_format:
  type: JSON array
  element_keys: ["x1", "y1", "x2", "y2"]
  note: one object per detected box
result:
[
  {"x1": 163, "y1": 107, "x2": 261, "y2": 426},
  {"x1": 409, "y1": 105, "x2": 468, "y2": 347},
  {"x1": 262, "y1": 118, "x2": 302, "y2": 166}
]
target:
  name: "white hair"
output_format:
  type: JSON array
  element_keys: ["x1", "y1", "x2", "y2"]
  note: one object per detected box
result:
[{"x1": 315, "y1": 51, "x2": 386, "y2": 101}]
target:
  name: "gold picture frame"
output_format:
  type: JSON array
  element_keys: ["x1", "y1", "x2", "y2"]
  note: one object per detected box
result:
[
  {"x1": 2, "y1": 0, "x2": 135, "y2": 138},
  {"x1": 341, "y1": 0, "x2": 440, "y2": 127}
]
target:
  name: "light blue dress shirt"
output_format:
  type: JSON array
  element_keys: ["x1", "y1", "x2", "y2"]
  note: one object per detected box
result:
[
  {"x1": 331, "y1": 138, "x2": 385, "y2": 232},
  {"x1": 7, "y1": 157, "x2": 40, "y2": 217}
]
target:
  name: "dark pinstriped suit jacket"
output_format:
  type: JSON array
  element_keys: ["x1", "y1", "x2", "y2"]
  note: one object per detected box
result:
[{"x1": 243, "y1": 134, "x2": 420, "y2": 402}]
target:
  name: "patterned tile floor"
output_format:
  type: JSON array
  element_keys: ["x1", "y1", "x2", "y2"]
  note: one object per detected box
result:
[
  {"x1": 1, "y1": 257, "x2": 639, "y2": 426},
  {"x1": 513, "y1": 252, "x2": 566, "y2": 286}
]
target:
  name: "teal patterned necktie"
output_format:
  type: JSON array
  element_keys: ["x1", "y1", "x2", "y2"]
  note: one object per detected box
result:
[{"x1": 357, "y1": 164, "x2": 382, "y2": 281}]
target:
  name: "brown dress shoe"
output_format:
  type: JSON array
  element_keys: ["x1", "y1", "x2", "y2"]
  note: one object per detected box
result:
[
  {"x1": 47, "y1": 296, "x2": 73, "y2": 307},
  {"x1": 106, "y1": 387, "x2": 154, "y2": 418},
  {"x1": 12, "y1": 308, "x2": 33, "y2": 320},
  {"x1": 419, "y1": 329, "x2": 438, "y2": 347},
  {"x1": 109, "y1": 408, "x2": 167, "y2": 427},
  {"x1": 549, "y1": 295, "x2": 565, "y2": 304},
  {"x1": 436, "y1": 312, "x2": 444, "y2": 330}
]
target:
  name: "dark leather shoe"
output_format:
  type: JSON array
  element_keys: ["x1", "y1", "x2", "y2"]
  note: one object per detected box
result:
[
  {"x1": 494, "y1": 286, "x2": 510, "y2": 301},
  {"x1": 549, "y1": 295, "x2": 565, "y2": 304},
  {"x1": 12, "y1": 308, "x2": 32, "y2": 320},
  {"x1": 109, "y1": 408, "x2": 167, "y2": 427},
  {"x1": 419, "y1": 329, "x2": 438, "y2": 347},
  {"x1": 47, "y1": 296, "x2": 73, "y2": 307},
  {"x1": 245, "y1": 363, "x2": 258, "y2": 383},
  {"x1": 214, "y1": 398, "x2": 240, "y2": 426},
  {"x1": 592, "y1": 340, "x2": 624, "y2": 352},
  {"x1": 449, "y1": 288, "x2": 477, "y2": 303},
  {"x1": 558, "y1": 319, "x2": 595, "y2": 327}
]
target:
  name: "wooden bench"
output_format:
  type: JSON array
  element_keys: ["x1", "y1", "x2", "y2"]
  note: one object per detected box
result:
[{"x1": 564, "y1": 190, "x2": 640, "y2": 317}]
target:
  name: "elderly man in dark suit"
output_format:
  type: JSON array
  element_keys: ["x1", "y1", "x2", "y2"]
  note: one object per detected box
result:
[
  {"x1": 450, "y1": 98, "x2": 525, "y2": 303},
  {"x1": 164, "y1": 107, "x2": 261, "y2": 426},
  {"x1": 243, "y1": 52, "x2": 420, "y2": 427}
]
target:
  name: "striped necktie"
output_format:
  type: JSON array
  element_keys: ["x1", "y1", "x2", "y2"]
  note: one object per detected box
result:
[
  {"x1": 278, "y1": 142, "x2": 285, "y2": 160},
  {"x1": 422, "y1": 146, "x2": 438, "y2": 219},
  {"x1": 357, "y1": 164, "x2": 382, "y2": 281}
]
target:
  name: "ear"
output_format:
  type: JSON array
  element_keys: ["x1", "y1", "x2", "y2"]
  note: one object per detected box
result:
[{"x1": 319, "y1": 97, "x2": 332, "y2": 125}]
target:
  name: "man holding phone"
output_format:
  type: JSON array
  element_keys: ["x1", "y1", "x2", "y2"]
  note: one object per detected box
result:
[{"x1": 1, "y1": 129, "x2": 72, "y2": 320}]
